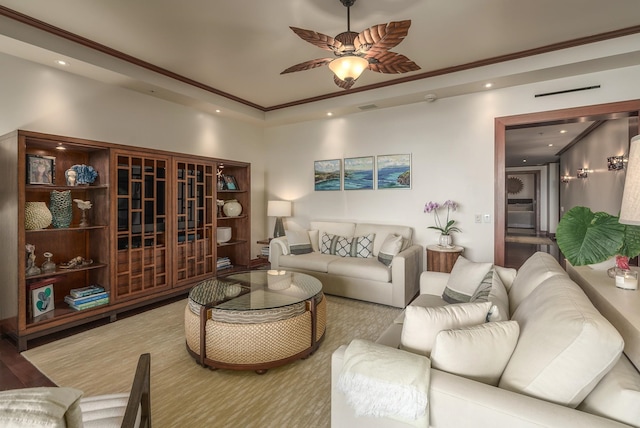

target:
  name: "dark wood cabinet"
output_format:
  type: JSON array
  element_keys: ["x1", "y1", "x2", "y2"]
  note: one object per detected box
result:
[{"x1": 0, "y1": 130, "x2": 251, "y2": 350}]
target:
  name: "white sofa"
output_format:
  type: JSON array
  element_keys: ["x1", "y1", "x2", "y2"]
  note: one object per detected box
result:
[
  {"x1": 269, "y1": 221, "x2": 423, "y2": 308},
  {"x1": 331, "y1": 252, "x2": 640, "y2": 427}
]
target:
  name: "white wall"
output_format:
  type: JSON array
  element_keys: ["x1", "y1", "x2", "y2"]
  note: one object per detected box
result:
[
  {"x1": 560, "y1": 118, "x2": 630, "y2": 216},
  {"x1": 0, "y1": 52, "x2": 268, "y2": 256},
  {"x1": 265, "y1": 65, "x2": 640, "y2": 263}
]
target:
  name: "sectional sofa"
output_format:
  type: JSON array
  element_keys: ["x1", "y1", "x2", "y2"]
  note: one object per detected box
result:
[
  {"x1": 269, "y1": 221, "x2": 422, "y2": 308},
  {"x1": 331, "y1": 252, "x2": 640, "y2": 427}
]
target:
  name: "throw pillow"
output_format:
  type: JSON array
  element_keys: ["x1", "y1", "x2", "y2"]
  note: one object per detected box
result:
[
  {"x1": 377, "y1": 234, "x2": 403, "y2": 267},
  {"x1": 320, "y1": 232, "x2": 375, "y2": 258},
  {"x1": 441, "y1": 256, "x2": 493, "y2": 304},
  {"x1": 430, "y1": 320, "x2": 520, "y2": 386},
  {"x1": 470, "y1": 269, "x2": 510, "y2": 321},
  {"x1": 285, "y1": 230, "x2": 313, "y2": 255},
  {"x1": 308, "y1": 230, "x2": 320, "y2": 252},
  {"x1": 400, "y1": 301, "x2": 492, "y2": 356}
]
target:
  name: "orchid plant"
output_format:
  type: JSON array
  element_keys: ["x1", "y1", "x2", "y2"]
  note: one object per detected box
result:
[{"x1": 424, "y1": 200, "x2": 461, "y2": 235}]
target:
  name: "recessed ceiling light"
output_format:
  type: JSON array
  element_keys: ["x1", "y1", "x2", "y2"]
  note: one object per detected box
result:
[
  {"x1": 327, "y1": 112, "x2": 333, "y2": 117},
  {"x1": 548, "y1": 144, "x2": 553, "y2": 147},
  {"x1": 560, "y1": 129, "x2": 567, "y2": 134},
  {"x1": 55, "y1": 143, "x2": 66, "y2": 151},
  {"x1": 55, "y1": 60, "x2": 68, "y2": 66},
  {"x1": 484, "y1": 83, "x2": 493, "y2": 88},
  {"x1": 523, "y1": 159, "x2": 527, "y2": 163},
  {"x1": 215, "y1": 109, "x2": 221, "y2": 113}
]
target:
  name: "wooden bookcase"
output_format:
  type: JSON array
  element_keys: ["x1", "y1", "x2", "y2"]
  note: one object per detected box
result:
[{"x1": 0, "y1": 130, "x2": 251, "y2": 350}]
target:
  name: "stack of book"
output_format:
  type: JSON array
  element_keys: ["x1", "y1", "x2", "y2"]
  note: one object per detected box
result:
[
  {"x1": 65, "y1": 285, "x2": 109, "y2": 311},
  {"x1": 261, "y1": 246, "x2": 269, "y2": 257},
  {"x1": 217, "y1": 257, "x2": 232, "y2": 271}
]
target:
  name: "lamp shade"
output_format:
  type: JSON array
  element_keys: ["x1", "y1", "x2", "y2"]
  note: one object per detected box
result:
[
  {"x1": 620, "y1": 135, "x2": 640, "y2": 225},
  {"x1": 328, "y1": 56, "x2": 368, "y2": 82},
  {"x1": 267, "y1": 200, "x2": 291, "y2": 218}
]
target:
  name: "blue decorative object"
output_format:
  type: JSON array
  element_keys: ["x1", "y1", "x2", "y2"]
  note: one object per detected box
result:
[
  {"x1": 71, "y1": 164, "x2": 98, "y2": 184},
  {"x1": 50, "y1": 190, "x2": 72, "y2": 228}
]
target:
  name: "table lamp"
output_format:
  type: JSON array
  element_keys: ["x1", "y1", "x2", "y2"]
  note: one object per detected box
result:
[
  {"x1": 620, "y1": 135, "x2": 640, "y2": 225},
  {"x1": 268, "y1": 200, "x2": 291, "y2": 238}
]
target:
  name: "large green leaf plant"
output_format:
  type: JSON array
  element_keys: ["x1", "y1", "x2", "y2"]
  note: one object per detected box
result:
[{"x1": 556, "y1": 206, "x2": 640, "y2": 266}]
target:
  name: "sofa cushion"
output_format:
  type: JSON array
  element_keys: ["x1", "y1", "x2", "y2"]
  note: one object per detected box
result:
[
  {"x1": 393, "y1": 293, "x2": 448, "y2": 324},
  {"x1": 495, "y1": 265, "x2": 517, "y2": 292},
  {"x1": 442, "y1": 256, "x2": 493, "y2": 304},
  {"x1": 577, "y1": 354, "x2": 640, "y2": 427},
  {"x1": 500, "y1": 276, "x2": 624, "y2": 407},
  {"x1": 400, "y1": 301, "x2": 492, "y2": 356},
  {"x1": 354, "y1": 223, "x2": 413, "y2": 255},
  {"x1": 470, "y1": 269, "x2": 510, "y2": 321},
  {"x1": 328, "y1": 256, "x2": 392, "y2": 282},
  {"x1": 431, "y1": 320, "x2": 520, "y2": 386},
  {"x1": 0, "y1": 387, "x2": 84, "y2": 427},
  {"x1": 508, "y1": 251, "x2": 567, "y2": 315},
  {"x1": 277, "y1": 253, "x2": 339, "y2": 273},
  {"x1": 285, "y1": 230, "x2": 313, "y2": 255},
  {"x1": 309, "y1": 230, "x2": 320, "y2": 252},
  {"x1": 377, "y1": 234, "x2": 404, "y2": 267},
  {"x1": 310, "y1": 221, "x2": 356, "y2": 241}
]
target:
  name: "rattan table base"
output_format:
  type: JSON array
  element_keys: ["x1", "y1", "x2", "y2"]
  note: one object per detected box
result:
[{"x1": 185, "y1": 294, "x2": 326, "y2": 374}]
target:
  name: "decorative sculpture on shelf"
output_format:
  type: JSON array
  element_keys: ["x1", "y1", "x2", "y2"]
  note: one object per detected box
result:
[
  {"x1": 73, "y1": 199, "x2": 93, "y2": 227},
  {"x1": 41, "y1": 251, "x2": 56, "y2": 273},
  {"x1": 25, "y1": 244, "x2": 41, "y2": 276},
  {"x1": 70, "y1": 164, "x2": 98, "y2": 185}
]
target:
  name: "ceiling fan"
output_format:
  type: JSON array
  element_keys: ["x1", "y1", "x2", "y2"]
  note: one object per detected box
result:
[{"x1": 281, "y1": 0, "x2": 420, "y2": 90}]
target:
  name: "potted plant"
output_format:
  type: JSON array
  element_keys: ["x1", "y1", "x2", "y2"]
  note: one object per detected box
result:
[
  {"x1": 556, "y1": 206, "x2": 640, "y2": 269},
  {"x1": 424, "y1": 200, "x2": 460, "y2": 247}
]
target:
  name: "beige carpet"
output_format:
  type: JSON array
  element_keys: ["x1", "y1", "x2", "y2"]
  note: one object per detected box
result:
[{"x1": 22, "y1": 295, "x2": 401, "y2": 428}]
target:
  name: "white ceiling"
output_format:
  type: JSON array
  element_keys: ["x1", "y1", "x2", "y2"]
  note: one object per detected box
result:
[{"x1": 0, "y1": 0, "x2": 639, "y2": 160}]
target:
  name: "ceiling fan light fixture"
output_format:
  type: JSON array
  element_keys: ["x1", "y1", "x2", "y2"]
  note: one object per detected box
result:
[{"x1": 328, "y1": 56, "x2": 368, "y2": 82}]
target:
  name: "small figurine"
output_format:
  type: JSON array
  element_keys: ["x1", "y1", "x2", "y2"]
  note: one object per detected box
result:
[
  {"x1": 65, "y1": 168, "x2": 77, "y2": 186},
  {"x1": 73, "y1": 199, "x2": 93, "y2": 227},
  {"x1": 25, "y1": 244, "x2": 41, "y2": 276},
  {"x1": 41, "y1": 251, "x2": 56, "y2": 273}
]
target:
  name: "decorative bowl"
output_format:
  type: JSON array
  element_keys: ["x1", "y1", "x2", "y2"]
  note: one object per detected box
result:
[{"x1": 217, "y1": 227, "x2": 232, "y2": 243}]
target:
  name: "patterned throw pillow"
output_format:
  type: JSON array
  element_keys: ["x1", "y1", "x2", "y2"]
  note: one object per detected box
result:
[
  {"x1": 470, "y1": 269, "x2": 510, "y2": 321},
  {"x1": 285, "y1": 230, "x2": 313, "y2": 255},
  {"x1": 377, "y1": 234, "x2": 403, "y2": 267},
  {"x1": 441, "y1": 256, "x2": 493, "y2": 304},
  {"x1": 320, "y1": 233, "x2": 374, "y2": 258}
]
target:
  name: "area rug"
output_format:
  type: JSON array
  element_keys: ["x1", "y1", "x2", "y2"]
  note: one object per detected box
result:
[{"x1": 22, "y1": 295, "x2": 401, "y2": 428}]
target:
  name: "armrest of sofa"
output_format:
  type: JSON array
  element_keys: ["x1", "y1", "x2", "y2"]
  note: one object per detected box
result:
[
  {"x1": 331, "y1": 345, "x2": 629, "y2": 428},
  {"x1": 391, "y1": 244, "x2": 423, "y2": 308},
  {"x1": 419, "y1": 271, "x2": 450, "y2": 296},
  {"x1": 268, "y1": 237, "x2": 289, "y2": 267}
]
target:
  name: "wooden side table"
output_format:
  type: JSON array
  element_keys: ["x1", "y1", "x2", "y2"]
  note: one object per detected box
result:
[{"x1": 426, "y1": 245, "x2": 464, "y2": 273}]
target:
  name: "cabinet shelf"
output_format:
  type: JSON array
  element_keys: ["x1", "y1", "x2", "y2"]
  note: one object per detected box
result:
[
  {"x1": 217, "y1": 215, "x2": 248, "y2": 220},
  {"x1": 217, "y1": 239, "x2": 246, "y2": 248},
  {"x1": 26, "y1": 225, "x2": 108, "y2": 234},
  {"x1": 26, "y1": 184, "x2": 108, "y2": 192},
  {"x1": 25, "y1": 263, "x2": 108, "y2": 281}
]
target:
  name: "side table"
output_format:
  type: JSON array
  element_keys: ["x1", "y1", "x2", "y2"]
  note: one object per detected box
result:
[{"x1": 426, "y1": 245, "x2": 464, "y2": 273}]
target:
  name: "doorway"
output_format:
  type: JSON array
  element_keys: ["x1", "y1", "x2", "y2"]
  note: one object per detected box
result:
[{"x1": 494, "y1": 100, "x2": 640, "y2": 267}]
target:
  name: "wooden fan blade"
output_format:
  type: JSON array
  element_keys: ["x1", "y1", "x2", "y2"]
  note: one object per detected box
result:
[
  {"x1": 333, "y1": 75, "x2": 356, "y2": 90},
  {"x1": 281, "y1": 58, "x2": 333, "y2": 74},
  {"x1": 289, "y1": 27, "x2": 344, "y2": 52},
  {"x1": 354, "y1": 20, "x2": 412, "y2": 53},
  {"x1": 366, "y1": 52, "x2": 421, "y2": 74}
]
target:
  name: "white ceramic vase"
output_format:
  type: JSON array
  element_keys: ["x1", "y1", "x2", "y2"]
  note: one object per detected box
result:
[
  {"x1": 223, "y1": 199, "x2": 242, "y2": 217},
  {"x1": 25, "y1": 201, "x2": 52, "y2": 230},
  {"x1": 438, "y1": 234, "x2": 453, "y2": 248}
]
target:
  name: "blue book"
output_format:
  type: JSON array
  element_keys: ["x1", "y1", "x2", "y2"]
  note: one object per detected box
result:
[{"x1": 65, "y1": 291, "x2": 109, "y2": 305}]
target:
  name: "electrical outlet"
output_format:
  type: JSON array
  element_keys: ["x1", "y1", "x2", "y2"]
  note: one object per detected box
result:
[
  {"x1": 474, "y1": 214, "x2": 482, "y2": 223},
  {"x1": 483, "y1": 214, "x2": 491, "y2": 223}
]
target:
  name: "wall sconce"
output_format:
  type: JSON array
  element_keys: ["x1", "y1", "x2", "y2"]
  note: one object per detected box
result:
[
  {"x1": 607, "y1": 155, "x2": 626, "y2": 170},
  {"x1": 577, "y1": 168, "x2": 592, "y2": 179},
  {"x1": 561, "y1": 175, "x2": 571, "y2": 183}
]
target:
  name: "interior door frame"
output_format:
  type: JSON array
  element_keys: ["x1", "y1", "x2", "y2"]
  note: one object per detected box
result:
[{"x1": 495, "y1": 99, "x2": 640, "y2": 266}]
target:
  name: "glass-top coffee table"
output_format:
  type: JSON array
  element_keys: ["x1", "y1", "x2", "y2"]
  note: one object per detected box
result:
[{"x1": 184, "y1": 270, "x2": 326, "y2": 374}]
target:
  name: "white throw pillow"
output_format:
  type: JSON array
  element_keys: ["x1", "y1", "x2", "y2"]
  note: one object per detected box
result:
[
  {"x1": 308, "y1": 230, "x2": 320, "y2": 252},
  {"x1": 285, "y1": 230, "x2": 313, "y2": 255},
  {"x1": 377, "y1": 234, "x2": 403, "y2": 267},
  {"x1": 400, "y1": 301, "x2": 492, "y2": 356},
  {"x1": 442, "y1": 256, "x2": 493, "y2": 304},
  {"x1": 470, "y1": 269, "x2": 510, "y2": 321},
  {"x1": 0, "y1": 387, "x2": 84, "y2": 427},
  {"x1": 430, "y1": 321, "x2": 519, "y2": 386}
]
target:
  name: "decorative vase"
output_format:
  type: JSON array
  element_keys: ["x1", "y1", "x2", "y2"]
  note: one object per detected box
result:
[
  {"x1": 217, "y1": 227, "x2": 232, "y2": 243},
  {"x1": 24, "y1": 202, "x2": 52, "y2": 230},
  {"x1": 50, "y1": 190, "x2": 73, "y2": 228},
  {"x1": 438, "y1": 233, "x2": 453, "y2": 248},
  {"x1": 223, "y1": 199, "x2": 242, "y2": 217}
]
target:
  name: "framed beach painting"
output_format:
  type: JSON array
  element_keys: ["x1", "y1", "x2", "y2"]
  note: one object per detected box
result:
[
  {"x1": 314, "y1": 159, "x2": 341, "y2": 191},
  {"x1": 344, "y1": 156, "x2": 374, "y2": 190},
  {"x1": 377, "y1": 154, "x2": 411, "y2": 189}
]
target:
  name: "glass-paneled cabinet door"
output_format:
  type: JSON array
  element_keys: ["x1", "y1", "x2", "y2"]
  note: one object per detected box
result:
[
  {"x1": 174, "y1": 159, "x2": 215, "y2": 285},
  {"x1": 114, "y1": 152, "x2": 169, "y2": 300}
]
